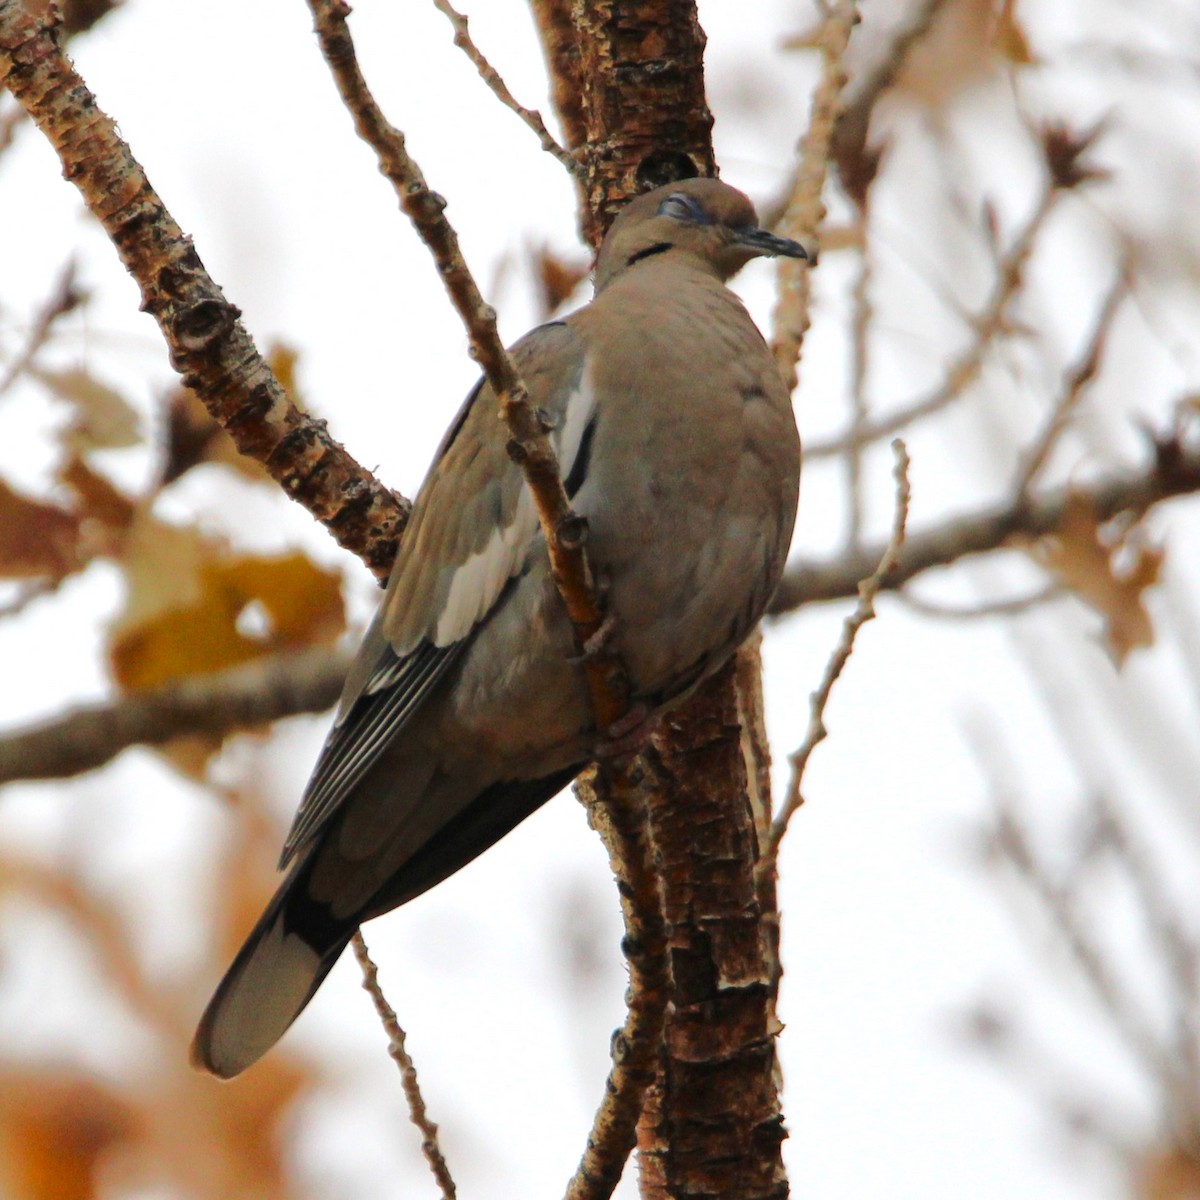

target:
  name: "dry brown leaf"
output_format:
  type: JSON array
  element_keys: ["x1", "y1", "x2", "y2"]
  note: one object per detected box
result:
[
  {"x1": 161, "y1": 385, "x2": 270, "y2": 486},
  {"x1": 1137, "y1": 1145, "x2": 1200, "y2": 1200},
  {"x1": 995, "y1": 0, "x2": 1035, "y2": 66},
  {"x1": 33, "y1": 365, "x2": 141, "y2": 454},
  {"x1": 1031, "y1": 495, "x2": 1161, "y2": 664},
  {"x1": 158, "y1": 341, "x2": 299, "y2": 486},
  {"x1": 0, "y1": 478, "x2": 81, "y2": 580},
  {"x1": 59, "y1": 454, "x2": 137, "y2": 556},
  {"x1": 897, "y1": 0, "x2": 1034, "y2": 109},
  {"x1": 530, "y1": 243, "x2": 589, "y2": 318},
  {"x1": 0, "y1": 1070, "x2": 135, "y2": 1200}
]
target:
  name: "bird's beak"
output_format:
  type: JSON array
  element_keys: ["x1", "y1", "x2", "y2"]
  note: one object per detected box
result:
[{"x1": 731, "y1": 226, "x2": 808, "y2": 260}]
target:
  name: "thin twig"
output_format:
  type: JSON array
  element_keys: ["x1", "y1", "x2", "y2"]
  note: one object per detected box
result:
[
  {"x1": 429, "y1": 0, "x2": 578, "y2": 175},
  {"x1": 307, "y1": 0, "x2": 631, "y2": 729},
  {"x1": 830, "y1": 0, "x2": 952, "y2": 186},
  {"x1": 900, "y1": 582, "x2": 1064, "y2": 621},
  {"x1": 758, "y1": 439, "x2": 911, "y2": 887},
  {"x1": 846, "y1": 211, "x2": 871, "y2": 545},
  {"x1": 0, "y1": 259, "x2": 81, "y2": 400},
  {"x1": 1087, "y1": 791, "x2": 1200, "y2": 1100},
  {"x1": 565, "y1": 761, "x2": 670, "y2": 1200},
  {"x1": 351, "y1": 932, "x2": 457, "y2": 1200},
  {"x1": 771, "y1": 0, "x2": 861, "y2": 391},
  {"x1": 988, "y1": 792, "x2": 1188, "y2": 1102},
  {"x1": 1012, "y1": 260, "x2": 1130, "y2": 496},
  {"x1": 804, "y1": 184, "x2": 1060, "y2": 460}
]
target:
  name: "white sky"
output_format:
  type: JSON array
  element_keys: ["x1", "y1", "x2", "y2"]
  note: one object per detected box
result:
[{"x1": 4, "y1": 0, "x2": 1200, "y2": 1197}]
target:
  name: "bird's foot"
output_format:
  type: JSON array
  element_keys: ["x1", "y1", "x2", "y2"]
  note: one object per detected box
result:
[{"x1": 595, "y1": 702, "x2": 659, "y2": 759}]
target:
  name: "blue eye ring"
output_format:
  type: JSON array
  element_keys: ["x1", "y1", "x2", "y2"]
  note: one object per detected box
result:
[{"x1": 658, "y1": 193, "x2": 710, "y2": 223}]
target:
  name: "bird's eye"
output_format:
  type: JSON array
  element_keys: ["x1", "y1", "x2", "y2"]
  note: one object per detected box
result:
[{"x1": 658, "y1": 193, "x2": 706, "y2": 223}]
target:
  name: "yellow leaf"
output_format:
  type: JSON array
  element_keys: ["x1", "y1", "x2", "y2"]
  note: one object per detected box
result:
[
  {"x1": 109, "y1": 515, "x2": 345, "y2": 693},
  {"x1": 0, "y1": 1070, "x2": 133, "y2": 1200},
  {"x1": 33, "y1": 366, "x2": 141, "y2": 453}
]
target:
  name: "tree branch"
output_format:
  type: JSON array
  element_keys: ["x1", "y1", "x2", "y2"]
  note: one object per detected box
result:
[
  {"x1": 771, "y1": 434, "x2": 1200, "y2": 611},
  {"x1": 0, "y1": 3, "x2": 407, "y2": 577},
  {"x1": 802, "y1": 182, "x2": 1059, "y2": 461},
  {"x1": 0, "y1": 647, "x2": 348, "y2": 786}
]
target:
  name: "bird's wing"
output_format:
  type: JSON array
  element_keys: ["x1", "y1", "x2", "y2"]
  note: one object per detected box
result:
[{"x1": 279, "y1": 320, "x2": 590, "y2": 867}]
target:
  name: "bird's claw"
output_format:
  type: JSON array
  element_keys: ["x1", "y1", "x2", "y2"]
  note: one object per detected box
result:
[
  {"x1": 568, "y1": 612, "x2": 617, "y2": 664},
  {"x1": 595, "y1": 702, "x2": 658, "y2": 759}
]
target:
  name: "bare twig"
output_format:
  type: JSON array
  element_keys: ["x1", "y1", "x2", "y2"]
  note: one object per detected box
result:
[
  {"x1": 0, "y1": 647, "x2": 348, "y2": 786},
  {"x1": 759, "y1": 439, "x2": 911, "y2": 885},
  {"x1": 308, "y1": 0, "x2": 631, "y2": 730},
  {"x1": 525, "y1": 0, "x2": 584, "y2": 161},
  {"x1": 0, "y1": 2, "x2": 407, "y2": 577},
  {"x1": 1012, "y1": 261, "x2": 1129, "y2": 496},
  {"x1": 846, "y1": 211, "x2": 871, "y2": 545},
  {"x1": 350, "y1": 932, "x2": 457, "y2": 1200},
  {"x1": 772, "y1": 0, "x2": 861, "y2": 390},
  {"x1": 900, "y1": 582, "x2": 1064, "y2": 621},
  {"x1": 430, "y1": 0, "x2": 578, "y2": 174},
  {"x1": 566, "y1": 761, "x2": 670, "y2": 1200},
  {"x1": 5, "y1": 853, "x2": 186, "y2": 1036},
  {"x1": 0, "y1": 259, "x2": 81, "y2": 399},
  {"x1": 957, "y1": 1003, "x2": 1141, "y2": 1164},
  {"x1": 804, "y1": 185, "x2": 1059, "y2": 460},
  {"x1": 771, "y1": 430, "x2": 1200, "y2": 610}
]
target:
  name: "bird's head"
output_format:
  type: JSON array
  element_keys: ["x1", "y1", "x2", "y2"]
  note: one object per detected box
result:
[{"x1": 593, "y1": 177, "x2": 807, "y2": 291}]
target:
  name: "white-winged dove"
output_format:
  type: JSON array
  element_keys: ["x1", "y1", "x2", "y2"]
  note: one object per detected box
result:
[{"x1": 192, "y1": 177, "x2": 804, "y2": 1078}]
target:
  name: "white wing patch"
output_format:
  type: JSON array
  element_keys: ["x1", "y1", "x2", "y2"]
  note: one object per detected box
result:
[
  {"x1": 555, "y1": 369, "x2": 599, "y2": 487},
  {"x1": 432, "y1": 374, "x2": 597, "y2": 649},
  {"x1": 434, "y1": 488, "x2": 536, "y2": 646}
]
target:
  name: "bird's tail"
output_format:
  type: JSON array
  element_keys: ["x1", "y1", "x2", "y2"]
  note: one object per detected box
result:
[{"x1": 191, "y1": 862, "x2": 353, "y2": 1080}]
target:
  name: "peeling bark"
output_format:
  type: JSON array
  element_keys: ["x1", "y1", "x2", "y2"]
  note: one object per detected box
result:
[{"x1": 637, "y1": 660, "x2": 787, "y2": 1200}]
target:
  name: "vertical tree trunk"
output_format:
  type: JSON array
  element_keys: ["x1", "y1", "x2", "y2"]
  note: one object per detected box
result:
[{"x1": 529, "y1": 3, "x2": 789, "y2": 1194}]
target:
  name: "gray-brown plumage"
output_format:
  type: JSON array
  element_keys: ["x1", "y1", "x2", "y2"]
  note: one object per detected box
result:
[{"x1": 192, "y1": 177, "x2": 804, "y2": 1078}]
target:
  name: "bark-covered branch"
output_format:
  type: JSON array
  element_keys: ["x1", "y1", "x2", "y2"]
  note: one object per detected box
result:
[
  {"x1": 555, "y1": 0, "x2": 716, "y2": 250},
  {"x1": 772, "y1": 434, "x2": 1200, "y2": 611},
  {"x1": 0, "y1": 3, "x2": 407, "y2": 578},
  {"x1": 532, "y1": 5, "x2": 792, "y2": 1197},
  {"x1": 0, "y1": 647, "x2": 347, "y2": 785}
]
